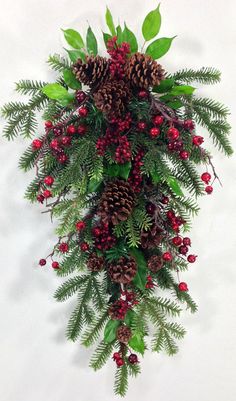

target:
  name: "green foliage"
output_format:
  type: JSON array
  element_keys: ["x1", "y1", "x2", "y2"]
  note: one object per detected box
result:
[
  {"x1": 146, "y1": 37, "x2": 176, "y2": 59},
  {"x1": 172, "y1": 67, "x2": 221, "y2": 85},
  {"x1": 105, "y1": 7, "x2": 116, "y2": 36},
  {"x1": 42, "y1": 83, "x2": 75, "y2": 106},
  {"x1": 62, "y1": 29, "x2": 84, "y2": 49},
  {"x1": 114, "y1": 364, "x2": 129, "y2": 396},
  {"x1": 104, "y1": 319, "x2": 120, "y2": 343},
  {"x1": 86, "y1": 26, "x2": 98, "y2": 55},
  {"x1": 48, "y1": 54, "x2": 71, "y2": 72},
  {"x1": 128, "y1": 332, "x2": 145, "y2": 355},
  {"x1": 81, "y1": 310, "x2": 109, "y2": 347},
  {"x1": 90, "y1": 340, "x2": 116, "y2": 370},
  {"x1": 122, "y1": 24, "x2": 138, "y2": 53},
  {"x1": 142, "y1": 4, "x2": 161, "y2": 41}
]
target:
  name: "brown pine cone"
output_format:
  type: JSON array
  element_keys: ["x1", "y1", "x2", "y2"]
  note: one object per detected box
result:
[
  {"x1": 125, "y1": 52, "x2": 165, "y2": 89},
  {"x1": 87, "y1": 252, "x2": 104, "y2": 272},
  {"x1": 108, "y1": 256, "x2": 137, "y2": 284},
  {"x1": 116, "y1": 325, "x2": 132, "y2": 344},
  {"x1": 73, "y1": 55, "x2": 109, "y2": 88},
  {"x1": 147, "y1": 255, "x2": 163, "y2": 273},
  {"x1": 93, "y1": 80, "x2": 131, "y2": 117},
  {"x1": 108, "y1": 300, "x2": 126, "y2": 320},
  {"x1": 141, "y1": 224, "x2": 163, "y2": 249},
  {"x1": 98, "y1": 179, "x2": 135, "y2": 226}
]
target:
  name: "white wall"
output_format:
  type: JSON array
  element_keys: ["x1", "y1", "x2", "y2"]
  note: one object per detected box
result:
[{"x1": 0, "y1": 1, "x2": 236, "y2": 400}]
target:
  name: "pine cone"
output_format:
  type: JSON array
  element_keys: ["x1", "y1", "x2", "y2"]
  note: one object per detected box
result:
[
  {"x1": 87, "y1": 252, "x2": 104, "y2": 272},
  {"x1": 98, "y1": 179, "x2": 135, "y2": 225},
  {"x1": 108, "y1": 256, "x2": 137, "y2": 284},
  {"x1": 108, "y1": 300, "x2": 125, "y2": 320},
  {"x1": 93, "y1": 80, "x2": 131, "y2": 117},
  {"x1": 141, "y1": 224, "x2": 163, "y2": 249},
  {"x1": 147, "y1": 255, "x2": 163, "y2": 273},
  {"x1": 73, "y1": 55, "x2": 109, "y2": 88},
  {"x1": 125, "y1": 52, "x2": 165, "y2": 89},
  {"x1": 116, "y1": 325, "x2": 132, "y2": 344}
]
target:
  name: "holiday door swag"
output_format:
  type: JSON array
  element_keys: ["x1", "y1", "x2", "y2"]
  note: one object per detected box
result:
[{"x1": 2, "y1": 5, "x2": 232, "y2": 396}]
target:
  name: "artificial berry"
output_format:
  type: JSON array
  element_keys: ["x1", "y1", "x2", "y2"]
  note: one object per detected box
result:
[
  {"x1": 53, "y1": 126, "x2": 63, "y2": 137},
  {"x1": 32, "y1": 139, "x2": 43, "y2": 150},
  {"x1": 173, "y1": 140, "x2": 184, "y2": 151},
  {"x1": 39, "y1": 258, "x2": 46, "y2": 266},
  {"x1": 138, "y1": 90, "x2": 148, "y2": 99},
  {"x1": 128, "y1": 354, "x2": 139, "y2": 364},
  {"x1": 59, "y1": 242, "x2": 69, "y2": 253},
  {"x1": 37, "y1": 194, "x2": 45, "y2": 203},
  {"x1": 184, "y1": 119, "x2": 195, "y2": 130},
  {"x1": 149, "y1": 127, "x2": 160, "y2": 138},
  {"x1": 172, "y1": 236, "x2": 182, "y2": 246},
  {"x1": 77, "y1": 124, "x2": 87, "y2": 135},
  {"x1": 146, "y1": 203, "x2": 156, "y2": 215},
  {"x1": 152, "y1": 115, "x2": 164, "y2": 126},
  {"x1": 45, "y1": 120, "x2": 53, "y2": 129},
  {"x1": 78, "y1": 107, "x2": 88, "y2": 117},
  {"x1": 167, "y1": 127, "x2": 179, "y2": 141},
  {"x1": 179, "y1": 245, "x2": 189, "y2": 255},
  {"x1": 183, "y1": 237, "x2": 191, "y2": 246},
  {"x1": 178, "y1": 282, "x2": 188, "y2": 291},
  {"x1": 167, "y1": 142, "x2": 175, "y2": 151},
  {"x1": 58, "y1": 154, "x2": 68, "y2": 164},
  {"x1": 116, "y1": 358, "x2": 125, "y2": 367},
  {"x1": 50, "y1": 139, "x2": 60, "y2": 150},
  {"x1": 187, "y1": 255, "x2": 197, "y2": 263},
  {"x1": 52, "y1": 261, "x2": 60, "y2": 269},
  {"x1": 205, "y1": 185, "x2": 213, "y2": 194},
  {"x1": 192, "y1": 135, "x2": 204, "y2": 146},
  {"x1": 161, "y1": 196, "x2": 169, "y2": 205},
  {"x1": 76, "y1": 90, "x2": 86, "y2": 103},
  {"x1": 44, "y1": 176, "x2": 54, "y2": 186},
  {"x1": 76, "y1": 221, "x2": 86, "y2": 231},
  {"x1": 113, "y1": 352, "x2": 121, "y2": 361},
  {"x1": 162, "y1": 252, "x2": 173, "y2": 262},
  {"x1": 179, "y1": 150, "x2": 190, "y2": 160},
  {"x1": 80, "y1": 242, "x2": 90, "y2": 252},
  {"x1": 43, "y1": 189, "x2": 52, "y2": 199},
  {"x1": 137, "y1": 121, "x2": 147, "y2": 131},
  {"x1": 61, "y1": 136, "x2": 72, "y2": 147},
  {"x1": 67, "y1": 125, "x2": 77, "y2": 135},
  {"x1": 201, "y1": 172, "x2": 211, "y2": 184},
  {"x1": 167, "y1": 210, "x2": 175, "y2": 220}
]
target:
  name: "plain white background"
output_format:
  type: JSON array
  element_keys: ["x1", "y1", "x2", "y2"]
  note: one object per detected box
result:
[{"x1": 0, "y1": 1, "x2": 236, "y2": 400}]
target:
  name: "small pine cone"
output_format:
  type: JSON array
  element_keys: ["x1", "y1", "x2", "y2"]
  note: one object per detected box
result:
[
  {"x1": 147, "y1": 255, "x2": 163, "y2": 273},
  {"x1": 73, "y1": 55, "x2": 109, "y2": 88},
  {"x1": 108, "y1": 256, "x2": 137, "y2": 284},
  {"x1": 98, "y1": 179, "x2": 135, "y2": 226},
  {"x1": 87, "y1": 252, "x2": 104, "y2": 272},
  {"x1": 108, "y1": 300, "x2": 126, "y2": 320},
  {"x1": 141, "y1": 224, "x2": 163, "y2": 249},
  {"x1": 116, "y1": 325, "x2": 132, "y2": 344},
  {"x1": 125, "y1": 52, "x2": 165, "y2": 89},
  {"x1": 93, "y1": 80, "x2": 131, "y2": 117}
]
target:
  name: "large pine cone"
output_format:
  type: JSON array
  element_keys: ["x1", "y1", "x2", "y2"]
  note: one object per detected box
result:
[
  {"x1": 125, "y1": 52, "x2": 165, "y2": 89},
  {"x1": 147, "y1": 255, "x2": 163, "y2": 273},
  {"x1": 108, "y1": 256, "x2": 137, "y2": 284},
  {"x1": 93, "y1": 80, "x2": 131, "y2": 117},
  {"x1": 98, "y1": 179, "x2": 135, "y2": 225},
  {"x1": 116, "y1": 325, "x2": 132, "y2": 344},
  {"x1": 73, "y1": 55, "x2": 109, "y2": 88},
  {"x1": 87, "y1": 252, "x2": 104, "y2": 272},
  {"x1": 141, "y1": 224, "x2": 163, "y2": 249}
]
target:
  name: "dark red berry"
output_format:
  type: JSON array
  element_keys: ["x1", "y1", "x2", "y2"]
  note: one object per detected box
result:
[
  {"x1": 150, "y1": 127, "x2": 160, "y2": 138},
  {"x1": 201, "y1": 172, "x2": 211, "y2": 184},
  {"x1": 179, "y1": 150, "x2": 189, "y2": 160},
  {"x1": 76, "y1": 221, "x2": 86, "y2": 231},
  {"x1": 167, "y1": 127, "x2": 179, "y2": 141},
  {"x1": 44, "y1": 176, "x2": 54, "y2": 186},
  {"x1": 138, "y1": 90, "x2": 148, "y2": 99},
  {"x1": 80, "y1": 242, "x2": 90, "y2": 252},
  {"x1": 162, "y1": 252, "x2": 172, "y2": 262},
  {"x1": 37, "y1": 194, "x2": 45, "y2": 203},
  {"x1": 137, "y1": 121, "x2": 147, "y2": 131},
  {"x1": 128, "y1": 354, "x2": 139, "y2": 364},
  {"x1": 116, "y1": 358, "x2": 125, "y2": 367},
  {"x1": 77, "y1": 124, "x2": 87, "y2": 135},
  {"x1": 59, "y1": 242, "x2": 69, "y2": 253},
  {"x1": 187, "y1": 255, "x2": 197, "y2": 263},
  {"x1": 172, "y1": 236, "x2": 182, "y2": 246},
  {"x1": 78, "y1": 107, "x2": 88, "y2": 117},
  {"x1": 61, "y1": 136, "x2": 72, "y2": 146},
  {"x1": 45, "y1": 120, "x2": 53, "y2": 129},
  {"x1": 39, "y1": 258, "x2": 46, "y2": 266},
  {"x1": 183, "y1": 237, "x2": 191, "y2": 246},
  {"x1": 52, "y1": 261, "x2": 60, "y2": 269},
  {"x1": 146, "y1": 203, "x2": 156, "y2": 215},
  {"x1": 205, "y1": 185, "x2": 213, "y2": 194},
  {"x1": 76, "y1": 90, "x2": 86, "y2": 103},
  {"x1": 179, "y1": 245, "x2": 188, "y2": 255},
  {"x1": 152, "y1": 115, "x2": 164, "y2": 126},
  {"x1": 184, "y1": 119, "x2": 195, "y2": 130},
  {"x1": 50, "y1": 139, "x2": 60, "y2": 150},
  {"x1": 32, "y1": 139, "x2": 43, "y2": 150},
  {"x1": 53, "y1": 126, "x2": 63, "y2": 137},
  {"x1": 58, "y1": 154, "x2": 68, "y2": 164},
  {"x1": 178, "y1": 282, "x2": 188, "y2": 291},
  {"x1": 192, "y1": 135, "x2": 204, "y2": 146},
  {"x1": 43, "y1": 189, "x2": 52, "y2": 199},
  {"x1": 67, "y1": 125, "x2": 77, "y2": 135},
  {"x1": 161, "y1": 196, "x2": 169, "y2": 205},
  {"x1": 113, "y1": 352, "x2": 121, "y2": 361}
]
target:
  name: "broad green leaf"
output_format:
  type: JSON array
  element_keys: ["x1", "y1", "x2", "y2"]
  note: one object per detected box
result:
[
  {"x1": 116, "y1": 25, "x2": 123, "y2": 45},
  {"x1": 42, "y1": 83, "x2": 74, "y2": 106},
  {"x1": 130, "y1": 248, "x2": 148, "y2": 291},
  {"x1": 129, "y1": 332, "x2": 145, "y2": 355},
  {"x1": 63, "y1": 69, "x2": 81, "y2": 90},
  {"x1": 103, "y1": 32, "x2": 112, "y2": 47},
  {"x1": 86, "y1": 26, "x2": 98, "y2": 55},
  {"x1": 122, "y1": 23, "x2": 138, "y2": 53},
  {"x1": 105, "y1": 7, "x2": 116, "y2": 36},
  {"x1": 124, "y1": 310, "x2": 135, "y2": 326},
  {"x1": 106, "y1": 164, "x2": 120, "y2": 177},
  {"x1": 88, "y1": 178, "x2": 103, "y2": 193},
  {"x1": 63, "y1": 29, "x2": 84, "y2": 49},
  {"x1": 153, "y1": 78, "x2": 175, "y2": 93},
  {"x1": 119, "y1": 162, "x2": 131, "y2": 180},
  {"x1": 104, "y1": 319, "x2": 120, "y2": 343},
  {"x1": 142, "y1": 4, "x2": 161, "y2": 41},
  {"x1": 65, "y1": 49, "x2": 86, "y2": 62},
  {"x1": 151, "y1": 170, "x2": 161, "y2": 184},
  {"x1": 166, "y1": 100, "x2": 184, "y2": 109},
  {"x1": 167, "y1": 177, "x2": 184, "y2": 196},
  {"x1": 169, "y1": 85, "x2": 196, "y2": 96},
  {"x1": 146, "y1": 37, "x2": 176, "y2": 59}
]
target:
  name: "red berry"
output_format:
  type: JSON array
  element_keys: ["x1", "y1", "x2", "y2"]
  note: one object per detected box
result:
[
  {"x1": 43, "y1": 189, "x2": 52, "y2": 199},
  {"x1": 80, "y1": 242, "x2": 89, "y2": 252},
  {"x1": 39, "y1": 258, "x2": 46, "y2": 266},
  {"x1": 77, "y1": 124, "x2": 87, "y2": 135},
  {"x1": 150, "y1": 127, "x2": 160, "y2": 138},
  {"x1": 167, "y1": 210, "x2": 175, "y2": 220},
  {"x1": 146, "y1": 203, "x2": 156, "y2": 215},
  {"x1": 76, "y1": 90, "x2": 86, "y2": 103},
  {"x1": 152, "y1": 115, "x2": 164, "y2": 126},
  {"x1": 67, "y1": 125, "x2": 77, "y2": 135},
  {"x1": 76, "y1": 221, "x2": 86, "y2": 231},
  {"x1": 183, "y1": 237, "x2": 191, "y2": 246},
  {"x1": 172, "y1": 236, "x2": 182, "y2": 246},
  {"x1": 161, "y1": 196, "x2": 169, "y2": 205},
  {"x1": 178, "y1": 282, "x2": 188, "y2": 291},
  {"x1": 59, "y1": 242, "x2": 69, "y2": 253},
  {"x1": 184, "y1": 119, "x2": 195, "y2": 130},
  {"x1": 50, "y1": 139, "x2": 60, "y2": 150},
  {"x1": 187, "y1": 255, "x2": 197, "y2": 263},
  {"x1": 137, "y1": 121, "x2": 147, "y2": 131},
  {"x1": 205, "y1": 185, "x2": 213, "y2": 194},
  {"x1": 179, "y1": 245, "x2": 188, "y2": 255},
  {"x1": 201, "y1": 172, "x2": 211, "y2": 184},
  {"x1": 138, "y1": 90, "x2": 148, "y2": 99},
  {"x1": 37, "y1": 194, "x2": 45, "y2": 203},
  {"x1": 192, "y1": 135, "x2": 204, "y2": 146},
  {"x1": 162, "y1": 252, "x2": 172, "y2": 262},
  {"x1": 32, "y1": 139, "x2": 43, "y2": 150},
  {"x1": 113, "y1": 352, "x2": 121, "y2": 361},
  {"x1": 116, "y1": 358, "x2": 125, "y2": 367},
  {"x1": 45, "y1": 120, "x2": 53, "y2": 129},
  {"x1": 179, "y1": 150, "x2": 189, "y2": 160},
  {"x1": 44, "y1": 176, "x2": 54, "y2": 186},
  {"x1": 167, "y1": 127, "x2": 179, "y2": 141},
  {"x1": 53, "y1": 126, "x2": 63, "y2": 137},
  {"x1": 78, "y1": 107, "x2": 88, "y2": 117},
  {"x1": 52, "y1": 261, "x2": 60, "y2": 269},
  {"x1": 61, "y1": 136, "x2": 72, "y2": 146},
  {"x1": 58, "y1": 154, "x2": 68, "y2": 164},
  {"x1": 128, "y1": 354, "x2": 139, "y2": 364}
]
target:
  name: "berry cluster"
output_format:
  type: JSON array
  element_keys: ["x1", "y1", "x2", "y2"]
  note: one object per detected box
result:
[
  {"x1": 107, "y1": 36, "x2": 130, "y2": 79},
  {"x1": 96, "y1": 127, "x2": 132, "y2": 164},
  {"x1": 201, "y1": 172, "x2": 213, "y2": 194},
  {"x1": 166, "y1": 209, "x2": 185, "y2": 233},
  {"x1": 92, "y1": 222, "x2": 116, "y2": 250},
  {"x1": 112, "y1": 352, "x2": 139, "y2": 367},
  {"x1": 128, "y1": 149, "x2": 145, "y2": 192}
]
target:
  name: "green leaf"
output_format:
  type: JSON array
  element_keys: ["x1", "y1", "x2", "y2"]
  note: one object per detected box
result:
[
  {"x1": 146, "y1": 37, "x2": 176, "y2": 59},
  {"x1": 65, "y1": 48, "x2": 86, "y2": 63},
  {"x1": 150, "y1": 170, "x2": 161, "y2": 184},
  {"x1": 63, "y1": 69, "x2": 81, "y2": 90},
  {"x1": 106, "y1": 164, "x2": 120, "y2": 177},
  {"x1": 142, "y1": 4, "x2": 161, "y2": 41},
  {"x1": 129, "y1": 332, "x2": 145, "y2": 355},
  {"x1": 169, "y1": 85, "x2": 196, "y2": 96},
  {"x1": 104, "y1": 319, "x2": 120, "y2": 343},
  {"x1": 167, "y1": 177, "x2": 184, "y2": 196},
  {"x1": 166, "y1": 100, "x2": 184, "y2": 110},
  {"x1": 42, "y1": 83, "x2": 74, "y2": 106},
  {"x1": 63, "y1": 29, "x2": 84, "y2": 49},
  {"x1": 105, "y1": 7, "x2": 116, "y2": 36},
  {"x1": 130, "y1": 248, "x2": 147, "y2": 291},
  {"x1": 103, "y1": 32, "x2": 112, "y2": 47},
  {"x1": 119, "y1": 162, "x2": 131, "y2": 180},
  {"x1": 124, "y1": 310, "x2": 135, "y2": 326},
  {"x1": 122, "y1": 24, "x2": 138, "y2": 53},
  {"x1": 116, "y1": 25, "x2": 123, "y2": 45},
  {"x1": 153, "y1": 78, "x2": 175, "y2": 93},
  {"x1": 88, "y1": 178, "x2": 103, "y2": 193},
  {"x1": 86, "y1": 26, "x2": 98, "y2": 55}
]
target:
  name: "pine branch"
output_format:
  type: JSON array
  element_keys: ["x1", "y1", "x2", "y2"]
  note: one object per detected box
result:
[
  {"x1": 173, "y1": 285, "x2": 198, "y2": 313},
  {"x1": 48, "y1": 54, "x2": 71, "y2": 72},
  {"x1": 192, "y1": 97, "x2": 229, "y2": 120},
  {"x1": 153, "y1": 297, "x2": 182, "y2": 317},
  {"x1": 81, "y1": 309, "x2": 108, "y2": 347},
  {"x1": 54, "y1": 274, "x2": 90, "y2": 302},
  {"x1": 15, "y1": 80, "x2": 48, "y2": 95},
  {"x1": 19, "y1": 144, "x2": 40, "y2": 171},
  {"x1": 114, "y1": 364, "x2": 129, "y2": 397},
  {"x1": 171, "y1": 67, "x2": 221, "y2": 85},
  {"x1": 90, "y1": 340, "x2": 116, "y2": 371}
]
